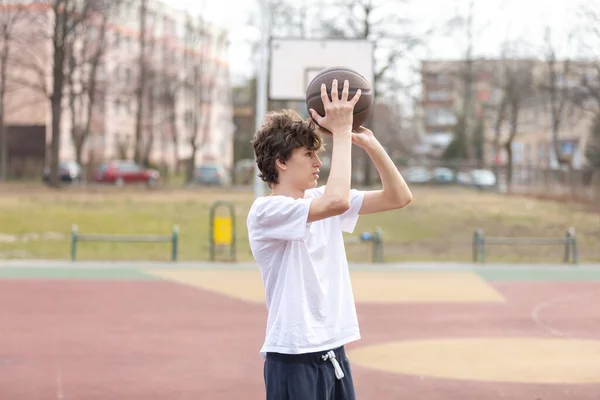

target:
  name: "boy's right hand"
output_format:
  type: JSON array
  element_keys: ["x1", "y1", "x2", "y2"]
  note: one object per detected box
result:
[{"x1": 309, "y1": 79, "x2": 361, "y2": 135}]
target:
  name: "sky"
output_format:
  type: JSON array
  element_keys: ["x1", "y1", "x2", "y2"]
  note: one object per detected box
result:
[{"x1": 168, "y1": 0, "x2": 591, "y2": 91}]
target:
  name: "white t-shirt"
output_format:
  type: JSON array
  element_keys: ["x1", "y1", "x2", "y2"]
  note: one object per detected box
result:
[{"x1": 246, "y1": 185, "x2": 365, "y2": 358}]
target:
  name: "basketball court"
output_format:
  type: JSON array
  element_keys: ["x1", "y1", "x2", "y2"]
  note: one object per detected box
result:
[
  {"x1": 1, "y1": 261, "x2": 600, "y2": 399},
  {"x1": 3, "y1": 32, "x2": 597, "y2": 399}
]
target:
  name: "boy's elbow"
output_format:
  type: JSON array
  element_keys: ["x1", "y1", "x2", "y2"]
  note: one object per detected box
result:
[
  {"x1": 395, "y1": 191, "x2": 413, "y2": 209},
  {"x1": 329, "y1": 197, "x2": 351, "y2": 214}
]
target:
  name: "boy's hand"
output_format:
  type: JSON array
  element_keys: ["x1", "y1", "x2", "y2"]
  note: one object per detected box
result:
[
  {"x1": 309, "y1": 79, "x2": 361, "y2": 135},
  {"x1": 351, "y1": 126, "x2": 376, "y2": 149}
]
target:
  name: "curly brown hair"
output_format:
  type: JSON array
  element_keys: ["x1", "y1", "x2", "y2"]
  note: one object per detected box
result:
[{"x1": 252, "y1": 109, "x2": 324, "y2": 188}]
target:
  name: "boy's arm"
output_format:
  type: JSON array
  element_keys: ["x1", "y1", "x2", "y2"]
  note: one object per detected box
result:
[
  {"x1": 352, "y1": 128, "x2": 413, "y2": 215},
  {"x1": 307, "y1": 79, "x2": 361, "y2": 223}
]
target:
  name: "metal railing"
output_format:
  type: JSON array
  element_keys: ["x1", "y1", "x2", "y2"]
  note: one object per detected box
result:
[{"x1": 472, "y1": 227, "x2": 578, "y2": 264}]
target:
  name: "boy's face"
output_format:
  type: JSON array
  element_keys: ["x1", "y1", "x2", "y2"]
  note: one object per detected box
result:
[{"x1": 279, "y1": 146, "x2": 323, "y2": 191}]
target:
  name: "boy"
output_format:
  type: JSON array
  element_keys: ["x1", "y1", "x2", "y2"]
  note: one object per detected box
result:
[{"x1": 247, "y1": 79, "x2": 413, "y2": 399}]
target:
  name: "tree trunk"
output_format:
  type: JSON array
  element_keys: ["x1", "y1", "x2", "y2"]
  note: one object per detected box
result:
[
  {"x1": 142, "y1": 87, "x2": 154, "y2": 167},
  {"x1": 134, "y1": 0, "x2": 147, "y2": 164},
  {"x1": 0, "y1": 32, "x2": 9, "y2": 181},
  {"x1": 68, "y1": 40, "x2": 80, "y2": 167},
  {"x1": 504, "y1": 97, "x2": 519, "y2": 193},
  {"x1": 75, "y1": 135, "x2": 84, "y2": 165},
  {"x1": 170, "y1": 110, "x2": 179, "y2": 173},
  {"x1": 461, "y1": 0, "x2": 475, "y2": 161},
  {"x1": 592, "y1": 168, "x2": 600, "y2": 203},
  {"x1": 186, "y1": 142, "x2": 196, "y2": 184},
  {"x1": 492, "y1": 96, "x2": 507, "y2": 183},
  {"x1": 81, "y1": 39, "x2": 103, "y2": 164},
  {"x1": 50, "y1": 8, "x2": 67, "y2": 188},
  {"x1": 504, "y1": 141, "x2": 512, "y2": 191}
]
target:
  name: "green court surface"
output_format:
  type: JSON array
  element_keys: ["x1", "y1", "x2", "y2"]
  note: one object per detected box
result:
[
  {"x1": 0, "y1": 267, "x2": 156, "y2": 280},
  {"x1": 1, "y1": 263, "x2": 600, "y2": 282},
  {"x1": 476, "y1": 268, "x2": 600, "y2": 281}
]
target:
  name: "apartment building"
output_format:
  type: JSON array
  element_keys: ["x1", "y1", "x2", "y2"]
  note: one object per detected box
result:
[
  {"x1": 2, "y1": 0, "x2": 234, "y2": 175},
  {"x1": 419, "y1": 58, "x2": 595, "y2": 169}
]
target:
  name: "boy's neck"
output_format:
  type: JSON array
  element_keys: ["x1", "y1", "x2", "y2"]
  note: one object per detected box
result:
[{"x1": 271, "y1": 183, "x2": 305, "y2": 199}]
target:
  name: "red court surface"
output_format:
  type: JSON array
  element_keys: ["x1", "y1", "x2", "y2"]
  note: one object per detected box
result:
[{"x1": 1, "y1": 270, "x2": 600, "y2": 399}]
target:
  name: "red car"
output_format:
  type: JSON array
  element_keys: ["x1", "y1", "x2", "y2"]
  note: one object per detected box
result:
[{"x1": 95, "y1": 160, "x2": 159, "y2": 186}]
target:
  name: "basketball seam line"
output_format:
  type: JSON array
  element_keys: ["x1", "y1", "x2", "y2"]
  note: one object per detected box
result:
[
  {"x1": 306, "y1": 67, "x2": 369, "y2": 85},
  {"x1": 306, "y1": 94, "x2": 373, "y2": 115}
]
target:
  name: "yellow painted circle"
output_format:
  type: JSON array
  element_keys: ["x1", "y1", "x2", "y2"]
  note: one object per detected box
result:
[{"x1": 348, "y1": 338, "x2": 600, "y2": 383}]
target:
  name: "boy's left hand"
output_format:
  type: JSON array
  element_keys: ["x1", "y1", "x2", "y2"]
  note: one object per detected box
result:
[{"x1": 351, "y1": 126, "x2": 376, "y2": 149}]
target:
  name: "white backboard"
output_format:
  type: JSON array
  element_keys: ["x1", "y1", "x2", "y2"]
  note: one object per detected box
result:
[{"x1": 269, "y1": 39, "x2": 375, "y2": 101}]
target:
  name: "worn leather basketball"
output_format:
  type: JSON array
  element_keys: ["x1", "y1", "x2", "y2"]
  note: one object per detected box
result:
[{"x1": 305, "y1": 66, "x2": 373, "y2": 131}]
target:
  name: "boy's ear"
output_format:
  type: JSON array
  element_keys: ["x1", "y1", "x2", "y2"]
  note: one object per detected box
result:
[{"x1": 275, "y1": 158, "x2": 287, "y2": 171}]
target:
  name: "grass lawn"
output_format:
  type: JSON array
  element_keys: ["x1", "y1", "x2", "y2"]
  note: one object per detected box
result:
[{"x1": 0, "y1": 183, "x2": 598, "y2": 263}]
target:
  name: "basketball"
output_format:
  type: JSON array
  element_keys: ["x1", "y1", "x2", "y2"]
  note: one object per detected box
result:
[{"x1": 305, "y1": 66, "x2": 373, "y2": 131}]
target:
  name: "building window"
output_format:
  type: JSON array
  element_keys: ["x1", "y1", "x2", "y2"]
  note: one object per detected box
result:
[
  {"x1": 512, "y1": 142, "x2": 523, "y2": 164},
  {"x1": 427, "y1": 90, "x2": 450, "y2": 101},
  {"x1": 426, "y1": 108, "x2": 456, "y2": 126},
  {"x1": 525, "y1": 144, "x2": 532, "y2": 165}
]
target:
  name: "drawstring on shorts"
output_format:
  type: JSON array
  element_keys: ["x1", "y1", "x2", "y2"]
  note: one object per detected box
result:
[{"x1": 322, "y1": 350, "x2": 345, "y2": 379}]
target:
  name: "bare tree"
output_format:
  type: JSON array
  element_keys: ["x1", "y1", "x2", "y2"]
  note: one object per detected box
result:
[
  {"x1": 148, "y1": 20, "x2": 182, "y2": 177},
  {"x1": 441, "y1": 0, "x2": 477, "y2": 161},
  {"x1": 477, "y1": 45, "x2": 535, "y2": 191},
  {"x1": 133, "y1": 0, "x2": 148, "y2": 165},
  {"x1": 141, "y1": 61, "x2": 158, "y2": 167},
  {"x1": 149, "y1": 55, "x2": 181, "y2": 177},
  {"x1": 132, "y1": 1, "x2": 176, "y2": 170},
  {"x1": 491, "y1": 89, "x2": 509, "y2": 165},
  {"x1": 5, "y1": 2, "x2": 97, "y2": 182},
  {"x1": 66, "y1": 4, "x2": 112, "y2": 166},
  {"x1": 576, "y1": 1, "x2": 600, "y2": 196},
  {"x1": 0, "y1": 1, "x2": 31, "y2": 181},
  {"x1": 183, "y1": 18, "x2": 228, "y2": 184},
  {"x1": 486, "y1": 43, "x2": 511, "y2": 172},
  {"x1": 541, "y1": 27, "x2": 574, "y2": 168},
  {"x1": 318, "y1": 0, "x2": 427, "y2": 93},
  {"x1": 162, "y1": 78, "x2": 179, "y2": 173},
  {"x1": 44, "y1": 0, "x2": 100, "y2": 186},
  {"x1": 577, "y1": 2, "x2": 600, "y2": 109},
  {"x1": 586, "y1": 113, "x2": 600, "y2": 167},
  {"x1": 503, "y1": 60, "x2": 534, "y2": 190},
  {"x1": 7, "y1": 0, "x2": 104, "y2": 186},
  {"x1": 442, "y1": 0, "x2": 507, "y2": 164}
]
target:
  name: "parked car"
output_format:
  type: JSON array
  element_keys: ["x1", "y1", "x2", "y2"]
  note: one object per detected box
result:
[
  {"x1": 42, "y1": 161, "x2": 84, "y2": 184},
  {"x1": 193, "y1": 163, "x2": 231, "y2": 186},
  {"x1": 432, "y1": 167, "x2": 455, "y2": 184},
  {"x1": 457, "y1": 171, "x2": 472, "y2": 185},
  {"x1": 470, "y1": 169, "x2": 497, "y2": 188},
  {"x1": 95, "y1": 160, "x2": 159, "y2": 186},
  {"x1": 403, "y1": 166, "x2": 432, "y2": 184},
  {"x1": 234, "y1": 158, "x2": 255, "y2": 184}
]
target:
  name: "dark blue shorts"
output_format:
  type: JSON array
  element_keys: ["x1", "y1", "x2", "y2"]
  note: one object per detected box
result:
[{"x1": 264, "y1": 346, "x2": 356, "y2": 400}]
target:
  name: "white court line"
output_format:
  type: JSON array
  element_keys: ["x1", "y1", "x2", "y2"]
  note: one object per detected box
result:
[
  {"x1": 531, "y1": 291, "x2": 595, "y2": 338},
  {"x1": 52, "y1": 315, "x2": 65, "y2": 400},
  {"x1": 55, "y1": 362, "x2": 64, "y2": 400}
]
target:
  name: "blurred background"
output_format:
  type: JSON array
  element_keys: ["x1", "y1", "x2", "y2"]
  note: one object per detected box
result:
[{"x1": 0, "y1": 0, "x2": 598, "y2": 263}]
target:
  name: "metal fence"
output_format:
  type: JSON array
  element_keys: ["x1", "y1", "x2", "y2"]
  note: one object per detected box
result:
[{"x1": 400, "y1": 160, "x2": 600, "y2": 204}]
